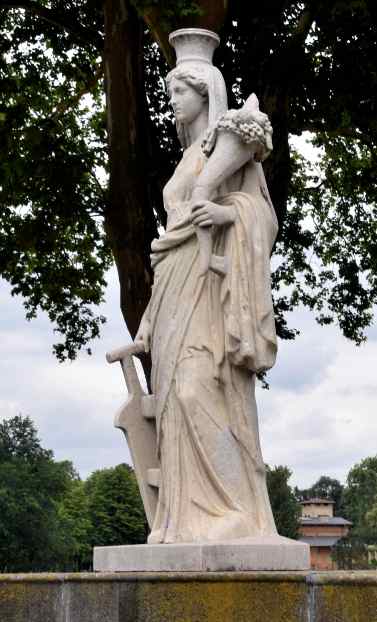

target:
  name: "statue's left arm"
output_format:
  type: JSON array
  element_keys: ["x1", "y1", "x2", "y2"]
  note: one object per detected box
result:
[
  {"x1": 192, "y1": 130, "x2": 256, "y2": 205},
  {"x1": 191, "y1": 94, "x2": 273, "y2": 274}
]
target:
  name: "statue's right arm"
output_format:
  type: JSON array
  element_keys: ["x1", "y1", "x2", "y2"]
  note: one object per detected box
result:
[{"x1": 134, "y1": 305, "x2": 151, "y2": 353}]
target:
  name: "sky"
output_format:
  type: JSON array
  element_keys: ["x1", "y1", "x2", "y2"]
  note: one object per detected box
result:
[{"x1": 1, "y1": 264, "x2": 376, "y2": 490}]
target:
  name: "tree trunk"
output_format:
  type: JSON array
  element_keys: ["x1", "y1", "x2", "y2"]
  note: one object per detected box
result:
[
  {"x1": 103, "y1": 0, "x2": 157, "y2": 340},
  {"x1": 261, "y1": 85, "x2": 290, "y2": 230}
]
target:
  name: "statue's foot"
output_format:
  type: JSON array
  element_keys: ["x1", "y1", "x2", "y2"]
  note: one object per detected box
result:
[{"x1": 147, "y1": 529, "x2": 163, "y2": 544}]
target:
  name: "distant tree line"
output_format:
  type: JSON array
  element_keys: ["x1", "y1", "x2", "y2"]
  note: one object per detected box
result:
[
  {"x1": 1, "y1": 415, "x2": 376, "y2": 572},
  {"x1": 0, "y1": 416, "x2": 147, "y2": 572}
]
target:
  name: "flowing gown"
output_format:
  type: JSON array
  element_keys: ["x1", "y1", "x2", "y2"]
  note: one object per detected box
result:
[{"x1": 145, "y1": 128, "x2": 279, "y2": 544}]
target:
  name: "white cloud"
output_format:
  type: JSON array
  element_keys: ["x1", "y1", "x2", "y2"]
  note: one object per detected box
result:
[{"x1": 258, "y1": 312, "x2": 377, "y2": 488}]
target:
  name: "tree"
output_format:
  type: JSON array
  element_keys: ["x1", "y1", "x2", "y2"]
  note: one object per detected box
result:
[
  {"x1": 343, "y1": 456, "x2": 377, "y2": 538},
  {"x1": 295, "y1": 475, "x2": 345, "y2": 517},
  {"x1": 329, "y1": 457, "x2": 377, "y2": 570},
  {"x1": 332, "y1": 536, "x2": 371, "y2": 570},
  {"x1": 266, "y1": 465, "x2": 301, "y2": 539},
  {"x1": 85, "y1": 463, "x2": 148, "y2": 546},
  {"x1": 0, "y1": 417, "x2": 148, "y2": 570},
  {"x1": 0, "y1": 415, "x2": 78, "y2": 571},
  {"x1": 0, "y1": 414, "x2": 51, "y2": 461},
  {"x1": 365, "y1": 504, "x2": 377, "y2": 536},
  {"x1": 57, "y1": 479, "x2": 93, "y2": 570},
  {"x1": 0, "y1": 1, "x2": 376, "y2": 359}
]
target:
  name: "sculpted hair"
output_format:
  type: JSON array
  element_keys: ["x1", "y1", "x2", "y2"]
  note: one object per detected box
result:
[
  {"x1": 166, "y1": 68, "x2": 208, "y2": 99},
  {"x1": 166, "y1": 68, "x2": 209, "y2": 148}
]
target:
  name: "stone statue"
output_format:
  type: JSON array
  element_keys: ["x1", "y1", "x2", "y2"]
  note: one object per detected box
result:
[
  {"x1": 98, "y1": 26, "x2": 310, "y2": 572},
  {"x1": 131, "y1": 27, "x2": 279, "y2": 544},
  {"x1": 109, "y1": 28, "x2": 279, "y2": 544}
]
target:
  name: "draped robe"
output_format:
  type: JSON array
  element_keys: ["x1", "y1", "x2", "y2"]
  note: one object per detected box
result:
[{"x1": 145, "y1": 135, "x2": 279, "y2": 543}]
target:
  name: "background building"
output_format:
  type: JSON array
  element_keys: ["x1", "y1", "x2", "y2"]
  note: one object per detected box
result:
[{"x1": 298, "y1": 498, "x2": 352, "y2": 570}]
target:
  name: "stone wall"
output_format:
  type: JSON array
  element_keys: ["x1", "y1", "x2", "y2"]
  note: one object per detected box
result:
[{"x1": 1, "y1": 571, "x2": 377, "y2": 621}]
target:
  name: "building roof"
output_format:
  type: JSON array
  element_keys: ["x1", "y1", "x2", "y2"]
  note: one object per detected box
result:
[
  {"x1": 299, "y1": 535, "x2": 341, "y2": 547},
  {"x1": 300, "y1": 498, "x2": 335, "y2": 505},
  {"x1": 300, "y1": 516, "x2": 352, "y2": 526}
]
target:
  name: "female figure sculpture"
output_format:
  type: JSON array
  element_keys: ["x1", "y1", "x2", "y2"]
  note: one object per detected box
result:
[{"x1": 135, "y1": 29, "x2": 279, "y2": 544}]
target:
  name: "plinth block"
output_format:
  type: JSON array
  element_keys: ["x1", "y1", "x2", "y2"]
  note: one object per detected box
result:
[{"x1": 93, "y1": 536, "x2": 310, "y2": 572}]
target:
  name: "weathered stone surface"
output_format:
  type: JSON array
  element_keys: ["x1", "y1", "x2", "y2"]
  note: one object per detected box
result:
[
  {"x1": 0, "y1": 574, "x2": 118, "y2": 622},
  {"x1": 1, "y1": 571, "x2": 377, "y2": 621},
  {"x1": 67, "y1": 580, "x2": 119, "y2": 622},
  {"x1": 109, "y1": 27, "x2": 280, "y2": 547},
  {"x1": 0, "y1": 576, "x2": 63, "y2": 622},
  {"x1": 118, "y1": 577, "x2": 308, "y2": 622},
  {"x1": 203, "y1": 537, "x2": 309, "y2": 572},
  {"x1": 93, "y1": 536, "x2": 310, "y2": 572},
  {"x1": 312, "y1": 572, "x2": 377, "y2": 622}
]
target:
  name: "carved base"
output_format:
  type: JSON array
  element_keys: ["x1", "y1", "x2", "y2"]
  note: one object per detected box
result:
[{"x1": 93, "y1": 536, "x2": 310, "y2": 572}]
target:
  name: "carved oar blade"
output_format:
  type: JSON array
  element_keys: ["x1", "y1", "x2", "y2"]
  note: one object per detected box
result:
[
  {"x1": 109, "y1": 346, "x2": 159, "y2": 529},
  {"x1": 115, "y1": 397, "x2": 159, "y2": 528}
]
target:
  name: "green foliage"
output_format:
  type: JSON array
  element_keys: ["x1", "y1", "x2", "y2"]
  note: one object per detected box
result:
[
  {"x1": 0, "y1": 415, "x2": 78, "y2": 571},
  {"x1": 85, "y1": 463, "x2": 148, "y2": 546},
  {"x1": 57, "y1": 479, "x2": 93, "y2": 570},
  {"x1": 266, "y1": 465, "x2": 301, "y2": 539},
  {"x1": 264, "y1": 0, "x2": 377, "y2": 343},
  {"x1": 332, "y1": 536, "x2": 371, "y2": 570},
  {"x1": 343, "y1": 456, "x2": 377, "y2": 537},
  {"x1": 0, "y1": 414, "x2": 51, "y2": 461},
  {"x1": 275, "y1": 134, "x2": 377, "y2": 344},
  {"x1": 304, "y1": 458, "x2": 377, "y2": 569},
  {"x1": 365, "y1": 504, "x2": 377, "y2": 534},
  {"x1": 0, "y1": 416, "x2": 148, "y2": 571},
  {"x1": 0, "y1": 3, "x2": 111, "y2": 361}
]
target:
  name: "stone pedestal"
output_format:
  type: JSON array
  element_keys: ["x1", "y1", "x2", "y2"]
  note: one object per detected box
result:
[
  {"x1": 2, "y1": 570, "x2": 377, "y2": 621},
  {"x1": 93, "y1": 536, "x2": 310, "y2": 572}
]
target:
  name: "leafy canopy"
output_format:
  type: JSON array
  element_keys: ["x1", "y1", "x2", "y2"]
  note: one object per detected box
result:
[
  {"x1": 0, "y1": 416, "x2": 148, "y2": 571},
  {"x1": 85, "y1": 463, "x2": 148, "y2": 546},
  {"x1": 0, "y1": 0, "x2": 376, "y2": 357},
  {"x1": 343, "y1": 456, "x2": 377, "y2": 538},
  {"x1": 0, "y1": 1, "x2": 110, "y2": 360},
  {"x1": 0, "y1": 415, "x2": 78, "y2": 571}
]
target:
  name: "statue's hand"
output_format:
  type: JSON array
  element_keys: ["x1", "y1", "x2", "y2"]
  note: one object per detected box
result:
[
  {"x1": 191, "y1": 200, "x2": 236, "y2": 228},
  {"x1": 134, "y1": 317, "x2": 151, "y2": 353}
]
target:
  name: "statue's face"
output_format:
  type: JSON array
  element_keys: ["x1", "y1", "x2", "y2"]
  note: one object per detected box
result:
[{"x1": 168, "y1": 77, "x2": 206, "y2": 125}]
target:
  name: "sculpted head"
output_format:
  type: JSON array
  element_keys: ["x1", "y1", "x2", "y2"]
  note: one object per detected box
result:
[
  {"x1": 166, "y1": 62, "x2": 227, "y2": 149},
  {"x1": 167, "y1": 29, "x2": 228, "y2": 148},
  {"x1": 166, "y1": 69, "x2": 208, "y2": 126}
]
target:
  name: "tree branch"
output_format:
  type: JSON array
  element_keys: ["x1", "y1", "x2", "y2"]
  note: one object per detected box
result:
[
  {"x1": 290, "y1": 6, "x2": 315, "y2": 48},
  {"x1": 1, "y1": 1, "x2": 103, "y2": 50},
  {"x1": 89, "y1": 169, "x2": 108, "y2": 207},
  {"x1": 296, "y1": 123, "x2": 376, "y2": 148},
  {"x1": 51, "y1": 62, "x2": 104, "y2": 120}
]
